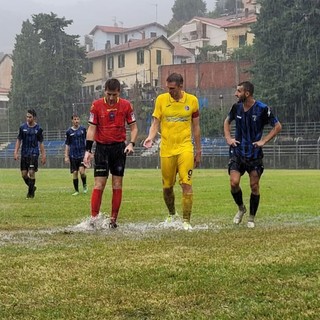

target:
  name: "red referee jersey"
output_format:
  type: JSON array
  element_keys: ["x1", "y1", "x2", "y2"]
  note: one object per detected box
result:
[{"x1": 89, "y1": 97, "x2": 136, "y2": 144}]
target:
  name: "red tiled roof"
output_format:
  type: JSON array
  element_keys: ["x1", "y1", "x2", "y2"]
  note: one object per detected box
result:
[
  {"x1": 172, "y1": 42, "x2": 194, "y2": 58},
  {"x1": 187, "y1": 13, "x2": 257, "y2": 28},
  {"x1": 89, "y1": 22, "x2": 167, "y2": 35},
  {"x1": 89, "y1": 25, "x2": 127, "y2": 35},
  {"x1": 224, "y1": 15, "x2": 257, "y2": 28},
  {"x1": 0, "y1": 87, "x2": 9, "y2": 94},
  {"x1": 86, "y1": 35, "x2": 174, "y2": 59}
]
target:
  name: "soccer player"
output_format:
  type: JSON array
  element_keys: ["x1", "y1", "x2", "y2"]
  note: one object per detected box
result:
[
  {"x1": 143, "y1": 73, "x2": 201, "y2": 230},
  {"x1": 224, "y1": 81, "x2": 282, "y2": 228},
  {"x1": 65, "y1": 115, "x2": 88, "y2": 195},
  {"x1": 13, "y1": 109, "x2": 46, "y2": 199},
  {"x1": 83, "y1": 78, "x2": 138, "y2": 229}
]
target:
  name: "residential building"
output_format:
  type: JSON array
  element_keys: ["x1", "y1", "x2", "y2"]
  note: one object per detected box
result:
[
  {"x1": 82, "y1": 35, "x2": 174, "y2": 101},
  {"x1": 0, "y1": 53, "x2": 12, "y2": 120},
  {"x1": 168, "y1": 16, "x2": 231, "y2": 56},
  {"x1": 88, "y1": 22, "x2": 168, "y2": 51},
  {"x1": 168, "y1": 10, "x2": 258, "y2": 59},
  {"x1": 172, "y1": 42, "x2": 195, "y2": 64},
  {"x1": 224, "y1": 13, "x2": 257, "y2": 55}
]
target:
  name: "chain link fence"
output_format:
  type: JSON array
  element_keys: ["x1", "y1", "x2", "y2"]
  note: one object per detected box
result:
[{"x1": 1, "y1": 122, "x2": 320, "y2": 169}]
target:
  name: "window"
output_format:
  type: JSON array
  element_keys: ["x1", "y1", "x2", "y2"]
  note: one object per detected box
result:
[
  {"x1": 84, "y1": 60, "x2": 93, "y2": 73},
  {"x1": 118, "y1": 54, "x2": 125, "y2": 68},
  {"x1": 115, "y1": 34, "x2": 120, "y2": 45},
  {"x1": 239, "y1": 35, "x2": 246, "y2": 47},
  {"x1": 150, "y1": 32, "x2": 157, "y2": 37},
  {"x1": 124, "y1": 34, "x2": 128, "y2": 43},
  {"x1": 107, "y1": 56, "x2": 114, "y2": 70},
  {"x1": 156, "y1": 50, "x2": 161, "y2": 65},
  {"x1": 137, "y1": 50, "x2": 144, "y2": 64}
]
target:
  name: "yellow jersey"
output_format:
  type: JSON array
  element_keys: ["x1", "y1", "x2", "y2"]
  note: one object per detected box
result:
[{"x1": 153, "y1": 91, "x2": 199, "y2": 157}]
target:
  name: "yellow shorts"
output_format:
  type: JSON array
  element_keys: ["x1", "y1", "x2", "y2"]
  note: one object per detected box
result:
[{"x1": 161, "y1": 152, "x2": 194, "y2": 188}]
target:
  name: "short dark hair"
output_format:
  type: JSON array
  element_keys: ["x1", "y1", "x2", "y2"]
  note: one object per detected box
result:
[
  {"x1": 71, "y1": 114, "x2": 79, "y2": 119},
  {"x1": 238, "y1": 81, "x2": 254, "y2": 95},
  {"x1": 166, "y1": 73, "x2": 184, "y2": 86},
  {"x1": 27, "y1": 109, "x2": 37, "y2": 117},
  {"x1": 105, "y1": 78, "x2": 121, "y2": 91}
]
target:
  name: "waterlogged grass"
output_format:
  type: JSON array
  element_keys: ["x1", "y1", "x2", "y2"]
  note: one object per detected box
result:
[{"x1": 0, "y1": 168, "x2": 320, "y2": 319}]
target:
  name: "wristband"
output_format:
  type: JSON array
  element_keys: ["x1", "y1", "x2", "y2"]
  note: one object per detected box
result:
[
  {"x1": 85, "y1": 140, "x2": 94, "y2": 153},
  {"x1": 130, "y1": 141, "x2": 135, "y2": 147}
]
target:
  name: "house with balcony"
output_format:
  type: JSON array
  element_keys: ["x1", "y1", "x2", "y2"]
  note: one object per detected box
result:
[
  {"x1": 82, "y1": 35, "x2": 174, "y2": 101},
  {"x1": 168, "y1": 16, "x2": 232, "y2": 56},
  {"x1": 88, "y1": 22, "x2": 168, "y2": 51},
  {"x1": 168, "y1": 3, "x2": 259, "y2": 59}
]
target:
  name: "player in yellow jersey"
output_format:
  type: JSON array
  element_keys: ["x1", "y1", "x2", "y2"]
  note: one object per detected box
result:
[{"x1": 143, "y1": 73, "x2": 201, "y2": 230}]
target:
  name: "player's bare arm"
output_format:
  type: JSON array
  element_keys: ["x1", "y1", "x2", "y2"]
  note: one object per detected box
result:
[
  {"x1": 144, "y1": 117, "x2": 160, "y2": 148},
  {"x1": 253, "y1": 122, "x2": 282, "y2": 147},
  {"x1": 224, "y1": 117, "x2": 240, "y2": 146}
]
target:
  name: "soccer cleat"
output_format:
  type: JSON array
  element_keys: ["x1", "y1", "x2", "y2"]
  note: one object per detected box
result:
[
  {"x1": 183, "y1": 221, "x2": 193, "y2": 231},
  {"x1": 247, "y1": 221, "x2": 255, "y2": 228},
  {"x1": 89, "y1": 215, "x2": 98, "y2": 229},
  {"x1": 27, "y1": 186, "x2": 37, "y2": 199},
  {"x1": 109, "y1": 221, "x2": 118, "y2": 229},
  {"x1": 72, "y1": 191, "x2": 79, "y2": 196},
  {"x1": 83, "y1": 186, "x2": 88, "y2": 194},
  {"x1": 247, "y1": 215, "x2": 255, "y2": 228},
  {"x1": 233, "y1": 205, "x2": 247, "y2": 224},
  {"x1": 165, "y1": 213, "x2": 178, "y2": 223}
]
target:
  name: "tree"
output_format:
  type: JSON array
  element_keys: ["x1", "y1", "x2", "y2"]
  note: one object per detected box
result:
[
  {"x1": 9, "y1": 13, "x2": 86, "y2": 130},
  {"x1": 208, "y1": 0, "x2": 243, "y2": 18},
  {"x1": 166, "y1": 0, "x2": 207, "y2": 35},
  {"x1": 230, "y1": 45, "x2": 255, "y2": 62},
  {"x1": 252, "y1": 0, "x2": 320, "y2": 123},
  {"x1": 9, "y1": 20, "x2": 41, "y2": 129}
]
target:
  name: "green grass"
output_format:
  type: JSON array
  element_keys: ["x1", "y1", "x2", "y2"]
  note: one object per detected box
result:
[{"x1": 0, "y1": 168, "x2": 320, "y2": 319}]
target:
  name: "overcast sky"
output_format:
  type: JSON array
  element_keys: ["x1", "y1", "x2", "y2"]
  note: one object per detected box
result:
[{"x1": 0, "y1": 0, "x2": 216, "y2": 53}]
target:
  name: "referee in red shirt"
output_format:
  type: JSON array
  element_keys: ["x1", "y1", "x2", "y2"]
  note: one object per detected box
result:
[{"x1": 83, "y1": 78, "x2": 138, "y2": 228}]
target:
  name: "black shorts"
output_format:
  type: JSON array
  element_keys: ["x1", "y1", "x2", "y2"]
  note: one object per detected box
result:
[
  {"x1": 94, "y1": 142, "x2": 126, "y2": 178},
  {"x1": 20, "y1": 155, "x2": 39, "y2": 172},
  {"x1": 228, "y1": 155, "x2": 264, "y2": 177},
  {"x1": 69, "y1": 157, "x2": 85, "y2": 173}
]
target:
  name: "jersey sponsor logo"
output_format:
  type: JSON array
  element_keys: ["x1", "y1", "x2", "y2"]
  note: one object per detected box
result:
[
  {"x1": 166, "y1": 116, "x2": 189, "y2": 122},
  {"x1": 237, "y1": 115, "x2": 242, "y2": 119},
  {"x1": 131, "y1": 112, "x2": 136, "y2": 122}
]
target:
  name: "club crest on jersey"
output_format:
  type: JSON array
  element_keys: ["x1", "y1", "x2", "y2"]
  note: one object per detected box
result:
[
  {"x1": 109, "y1": 112, "x2": 115, "y2": 121},
  {"x1": 185, "y1": 105, "x2": 190, "y2": 111}
]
